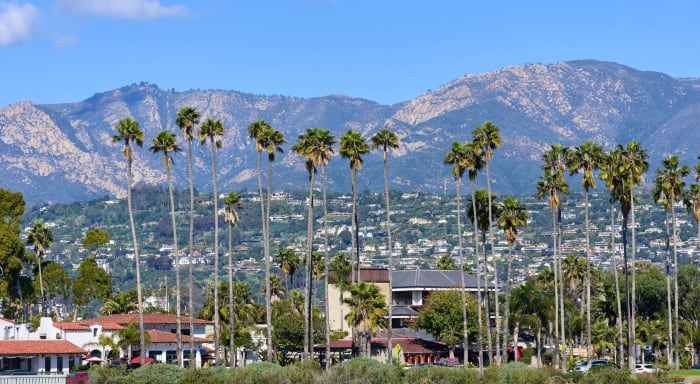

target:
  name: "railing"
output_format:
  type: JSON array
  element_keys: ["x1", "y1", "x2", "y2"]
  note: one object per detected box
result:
[{"x1": 0, "y1": 375, "x2": 68, "y2": 384}]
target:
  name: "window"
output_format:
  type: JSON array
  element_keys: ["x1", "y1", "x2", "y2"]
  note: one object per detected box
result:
[
  {"x1": 56, "y1": 357, "x2": 63, "y2": 373},
  {"x1": 393, "y1": 292, "x2": 412, "y2": 306},
  {"x1": 166, "y1": 350, "x2": 177, "y2": 363},
  {"x1": 44, "y1": 356, "x2": 51, "y2": 372},
  {"x1": 93, "y1": 328, "x2": 98, "y2": 337}
]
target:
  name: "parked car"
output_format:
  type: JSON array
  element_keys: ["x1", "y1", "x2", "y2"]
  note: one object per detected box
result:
[
  {"x1": 635, "y1": 363, "x2": 659, "y2": 374},
  {"x1": 573, "y1": 359, "x2": 620, "y2": 373},
  {"x1": 66, "y1": 371, "x2": 89, "y2": 384}
]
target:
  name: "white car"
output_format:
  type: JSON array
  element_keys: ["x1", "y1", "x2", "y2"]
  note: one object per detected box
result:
[
  {"x1": 573, "y1": 359, "x2": 619, "y2": 373},
  {"x1": 635, "y1": 363, "x2": 658, "y2": 374}
]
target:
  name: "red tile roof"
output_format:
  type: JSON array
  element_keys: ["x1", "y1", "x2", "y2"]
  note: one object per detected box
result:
[
  {"x1": 146, "y1": 330, "x2": 210, "y2": 344},
  {"x1": 54, "y1": 322, "x2": 89, "y2": 331},
  {"x1": 0, "y1": 340, "x2": 86, "y2": 356},
  {"x1": 84, "y1": 314, "x2": 212, "y2": 326}
]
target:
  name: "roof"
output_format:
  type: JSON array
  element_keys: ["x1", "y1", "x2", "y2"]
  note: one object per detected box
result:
[
  {"x1": 82, "y1": 314, "x2": 213, "y2": 326},
  {"x1": 392, "y1": 306, "x2": 420, "y2": 317},
  {"x1": 392, "y1": 270, "x2": 492, "y2": 290},
  {"x1": 146, "y1": 330, "x2": 210, "y2": 344},
  {"x1": 54, "y1": 322, "x2": 89, "y2": 331},
  {"x1": 0, "y1": 340, "x2": 86, "y2": 356},
  {"x1": 316, "y1": 337, "x2": 447, "y2": 354}
]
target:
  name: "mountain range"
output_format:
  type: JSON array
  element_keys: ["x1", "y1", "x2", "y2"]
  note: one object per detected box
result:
[{"x1": 2, "y1": 59, "x2": 700, "y2": 206}]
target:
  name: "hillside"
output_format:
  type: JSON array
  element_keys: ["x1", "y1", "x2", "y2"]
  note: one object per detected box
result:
[{"x1": 2, "y1": 60, "x2": 700, "y2": 205}]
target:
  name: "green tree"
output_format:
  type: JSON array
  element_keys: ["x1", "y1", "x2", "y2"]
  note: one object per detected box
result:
[
  {"x1": 339, "y1": 130, "x2": 370, "y2": 283},
  {"x1": 223, "y1": 191, "x2": 243, "y2": 367},
  {"x1": 26, "y1": 221, "x2": 53, "y2": 315},
  {"x1": 102, "y1": 291, "x2": 138, "y2": 315},
  {"x1": 684, "y1": 183, "x2": 700, "y2": 250},
  {"x1": 437, "y1": 255, "x2": 457, "y2": 270},
  {"x1": 497, "y1": 196, "x2": 528, "y2": 362},
  {"x1": 117, "y1": 322, "x2": 151, "y2": 363},
  {"x1": 653, "y1": 154, "x2": 689, "y2": 369},
  {"x1": 567, "y1": 140, "x2": 603, "y2": 361},
  {"x1": 39, "y1": 261, "x2": 70, "y2": 315},
  {"x1": 413, "y1": 290, "x2": 477, "y2": 359},
  {"x1": 199, "y1": 117, "x2": 227, "y2": 366},
  {"x1": 276, "y1": 248, "x2": 300, "y2": 293},
  {"x1": 112, "y1": 116, "x2": 146, "y2": 359},
  {"x1": 0, "y1": 189, "x2": 26, "y2": 319},
  {"x1": 330, "y1": 253, "x2": 352, "y2": 334},
  {"x1": 149, "y1": 129, "x2": 184, "y2": 366},
  {"x1": 371, "y1": 127, "x2": 399, "y2": 365},
  {"x1": 72, "y1": 259, "x2": 112, "y2": 320},
  {"x1": 176, "y1": 106, "x2": 201, "y2": 363},
  {"x1": 82, "y1": 228, "x2": 110, "y2": 259},
  {"x1": 343, "y1": 282, "x2": 387, "y2": 358}
]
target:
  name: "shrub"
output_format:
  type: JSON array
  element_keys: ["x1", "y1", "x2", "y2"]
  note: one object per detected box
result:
[
  {"x1": 326, "y1": 357, "x2": 402, "y2": 384},
  {"x1": 402, "y1": 365, "x2": 480, "y2": 384},
  {"x1": 89, "y1": 364, "x2": 129, "y2": 384},
  {"x1": 122, "y1": 363, "x2": 183, "y2": 384},
  {"x1": 520, "y1": 348, "x2": 534, "y2": 365},
  {"x1": 578, "y1": 367, "x2": 633, "y2": 384}
]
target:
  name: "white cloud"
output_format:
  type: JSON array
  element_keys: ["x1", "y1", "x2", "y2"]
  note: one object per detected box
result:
[
  {"x1": 0, "y1": 2, "x2": 38, "y2": 46},
  {"x1": 60, "y1": 0, "x2": 186, "y2": 20}
]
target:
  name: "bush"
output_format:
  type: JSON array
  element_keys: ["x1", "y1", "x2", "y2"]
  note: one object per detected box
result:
[
  {"x1": 520, "y1": 348, "x2": 534, "y2": 365},
  {"x1": 326, "y1": 357, "x2": 402, "y2": 384},
  {"x1": 89, "y1": 364, "x2": 129, "y2": 384},
  {"x1": 578, "y1": 367, "x2": 633, "y2": 384},
  {"x1": 402, "y1": 365, "x2": 480, "y2": 384},
  {"x1": 122, "y1": 363, "x2": 183, "y2": 384}
]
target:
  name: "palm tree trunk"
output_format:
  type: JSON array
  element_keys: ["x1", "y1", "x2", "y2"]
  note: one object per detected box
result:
[
  {"x1": 37, "y1": 253, "x2": 45, "y2": 315},
  {"x1": 664, "y1": 210, "x2": 674, "y2": 367},
  {"x1": 482, "y1": 231, "x2": 492, "y2": 365},
  {"x1": 303, "y1": 170, "x2": 315, "y2": 360},
  {"x1": 552, "y1": 207, "x2": 560, "y2": 370},
  {"x1": 166, "y1": 159, "x2": 183, "y2": 368},
  {"x1": 584, "y1": 189, "x2": 592, "y2": 362},
  {"x1": 485, "y1": 162, "x2": 500, "y2": 363},
  {"x1": 558, "y1": 207, "x2": 567, "y2": 372},
  {"x1": 228, "y1": 223, "x2": 236, "y2": 368},
  {"x1": 322, "y1": 165, "x2": 331, "y2": 369},
  {"x1": 187, "y1": 139, "x2": 196, "y2": 364},
  {"x1": 351, "y1": 168, "x2": 359, "y2": 283},
  {"x1": 265, "y1": 159, "x2": 274, "y2": 362},
  {"x1": 455, "y1": 180, "x2": 469, "y2": 366},
  {"x1": 630, "y1": 187, "x2": 637, "y2": 370},
  {"x1": 610, "y1": 204, "x2": 624, "y2": 366},
  {"x1": 381, "y1": 152, "x2": 395, "y2": 365},
  {"x1": 210, "y1": 142, "x2": 221, "y2": 366},
  {"x1": 127, "y1": 149, "x2": 146, "y2": 368},
  {"x1": 502, "y1": 243, "x2": 513, "y2": 363},
  {"x1": 672, "y1": 202, "x2": 680, "y2": 370},
  {"x1": 470, "y1": 180, "x2": 484, "y2": 372}
]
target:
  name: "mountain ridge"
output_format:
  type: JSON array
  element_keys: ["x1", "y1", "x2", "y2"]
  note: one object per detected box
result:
[{"x1": 2, "y1": 60, "x2": 700, "y2": 206}]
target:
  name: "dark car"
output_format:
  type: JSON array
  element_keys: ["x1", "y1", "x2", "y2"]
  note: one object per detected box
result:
[
  {"x1": 573, "y1": 359, "x2": 620, "y2": 373},
  {"x1": 66, "y1": 371, "x2": 89, "y2": 384}
]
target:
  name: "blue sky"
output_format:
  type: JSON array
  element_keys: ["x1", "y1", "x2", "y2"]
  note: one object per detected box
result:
[{"x1": 1, "y1": 0, "x2": 699, "y2": 108}]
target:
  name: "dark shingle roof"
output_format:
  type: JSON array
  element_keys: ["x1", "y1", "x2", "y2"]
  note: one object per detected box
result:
[{"x1": 392, "y1": 270, "x2": 493, "y2": 290}]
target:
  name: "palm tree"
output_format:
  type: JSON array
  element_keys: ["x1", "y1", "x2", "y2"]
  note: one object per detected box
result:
[
  {"x1": 654, "y1": 178, "x2": 675, "y2": 367},
  {"x1": 444, "y1": 140, "x2": 471, "y2": 366},
  {"x1": 598, "y1": 149, "x2": 625, "y2": 365},
  {"x1": 339, "y1": 130, "x2": 370, "y2": 284},
  {"x1": 149, "y1": 130, "x2": 183, "y2": 366},
  {"x1": 112, "y1": 117, "x2": 146, "y2": 365},
  {"x1": 471, "y1": 121, "x2": 502, "y2": 362},
  {"x1": 330, "y1": 253, "x2": 352, "y2": 332},
  {"x1": 343, "y1": 282, "x2": 388, "y2": 358},
  {"x1": 536, "y1": 167, "x2": 569, "y2": 371},
  {"x1": 653, "y1": 155, "x2": 689, "y2": 370},
  {"x1": 246, "y1": 119, "x2": 273, "y2": 361},
  {"x1": 27, "y1": 221, "x2": 53, "y2": 315},
  {"x1": 684, "y1": 183, "x2": 700, "y2": 250},
  {"x1": 437, "y1": 255, "x2": 457, "y2": 270},
  {"x1": 497, "y1": 196, "x2": 528, "y2": 363},
  {"x1": 464, "y1": 141, "x2": 486, "y2": 371},
  {"x1": 261, "y1": 274, "x2": 286, "y2": 301},
  {"x1": 370, "y1": 127, "x2": 399, "y2": 364},
  {"x1": 260, "y1": 126, "x2": 285, "y2": 361},
  {"x1": 223, "y1": 191, "x2": 242, "y2": 367},
  {"x1": 101, "y1": 291, "x2": 138, "y2": 315},
  {"x1": 176, "y1": 106, "x2": 201, "y2": 361},
  {"x1": 616, "y1": 140, "x2": 649, "y2": 370},
  {"x1": 198, "y1": 117, "x2": 227, "y2": 366},
  {"x1": 276, "y1": 248, "x2": 300, "y2": 292},
  {"x1": 567, "y1": 140, "x2": 603, "y2": 362}
]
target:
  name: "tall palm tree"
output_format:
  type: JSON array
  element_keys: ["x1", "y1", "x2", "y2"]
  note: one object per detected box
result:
[
  {"x1": 149, "y1": 130, "x2": 183, "y2": 366},
  {"x1": 198, "y1": 117, "x2": 227, "y2": 366},
  {"x1": 471, "y1": 121, "x2": 502, "y2": 362},
  {"x1": 330, "y1": 253, "x2": 352, "y2": 332},
  {"x1": 260, "y1": 126, "x2": 285, "y2": 361},
  {"x1": 370, "y1": 127, "x2": 399, "y2": 364},
  {"x1": 654, "y1": 179, "x2": 675, "y2": 367},
  {"x1": 112, "y1": 117, "x2": 146, "y2": 365},
  {"x1": 598, "y1": 149, "x2": 625, "y2": 365},
  {"x1": 343, "y1": 282, "x2": 388, "y2": 358},
  {"x1": 176, "y1": 106, "x2": 201, "y2": 361},
  {"x1": 464, "y1": 141, "x2": 486, "y2": 371},
  {"x1": 536, "y1": 167, "x2": 569, "y2": 371},
  {"x1": 653, "y1": 155, "x2": 689, "y2": 370},
  {"x1": 444, "y1": 140, "x2": 471, "y2": 366},
  {"x1": 223, "y1": 191, "x2": 242, "y2": 367},
  {"x1": 567, "y1": 140, "x2": 603, "y2": 362},
  {"x1": 684, "y1": 183, "x2": 700, "y2": 251},
  {"x1": 276, "y1": 248, "x2": 300, "y2": 292},
  {"x1": 246, "y1": 119, "x2": 273, "y2": 361},
  {"x1": 497, "y1": 196, "x2": 528, "y2": 363},
  {"x1": 339, "y1": 130, "x2": 370, "y2": 283},
  {"x1": 27, "y1": 221, "x2": 53, "y2": 315},
  {"x1": 616, "y1": 140, "x2": 649, "y2": 370}
]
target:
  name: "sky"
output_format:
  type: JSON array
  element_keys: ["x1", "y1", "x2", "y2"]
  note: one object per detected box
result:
[{"x1": 1, "y1": 0, "x2": 699, "y2": 108}]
